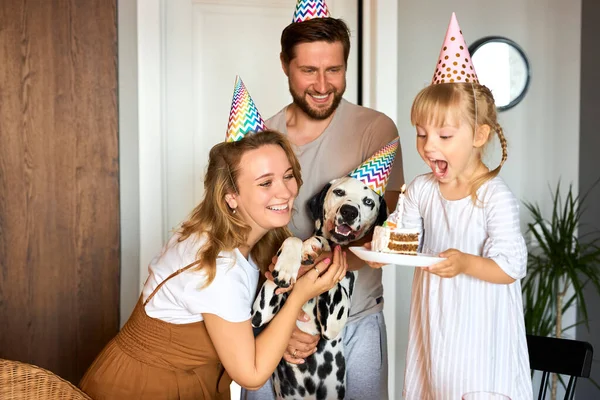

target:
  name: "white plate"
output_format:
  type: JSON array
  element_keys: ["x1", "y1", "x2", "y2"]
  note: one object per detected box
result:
[{"x1": 349, "y1": 246, "x2": 445, "y2": 267}]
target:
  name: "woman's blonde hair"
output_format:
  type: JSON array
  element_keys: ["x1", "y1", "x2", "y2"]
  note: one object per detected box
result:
[
  {"x1": 178, "y1": 130, "x2": 302, "y2": 286},
  {"x1": 410, "y1": 82, "x2": 507, "y2": 203}
]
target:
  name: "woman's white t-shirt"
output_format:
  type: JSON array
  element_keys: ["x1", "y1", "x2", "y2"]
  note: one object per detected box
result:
[{"x1": 142, "y1": 232, "x2": 260, "y2": 324}]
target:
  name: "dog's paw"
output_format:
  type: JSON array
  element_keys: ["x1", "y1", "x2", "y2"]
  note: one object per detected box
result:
[
  {"x1": 300, "y1": 236, "x2": 328, "y2": 265},
  {"x1": 272, "y1": 237, "x2": 303, "y2": 288}
]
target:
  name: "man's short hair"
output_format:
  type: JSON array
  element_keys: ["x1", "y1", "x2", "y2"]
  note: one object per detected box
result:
[{"x1": 281, "y1": 18, "x2": 351, "y2": 66}]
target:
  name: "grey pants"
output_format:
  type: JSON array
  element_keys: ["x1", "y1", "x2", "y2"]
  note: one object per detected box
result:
[{"x1": 241, "y1": 311, "x2": 389, "y2": 400}]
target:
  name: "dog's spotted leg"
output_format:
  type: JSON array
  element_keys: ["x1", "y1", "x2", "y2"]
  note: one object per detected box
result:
[
  {"x1": 272, "y1": 237, "x2": 303, "y2": 288},
  {"x1": 251, "y1": 280, "x2": 288, "y2": 329},
  {"x1": 252, "y1": 237, "x2": 303, "y2": 328},
  {"x1": 318, "y1": 271, "x2": 356, "y2": 340}
]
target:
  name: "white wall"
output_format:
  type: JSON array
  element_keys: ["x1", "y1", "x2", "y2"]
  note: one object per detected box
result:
[
  {"x1": 393, "y1": 0, "x2": 582, "y2": 395},
  {"x1": 396, "y1": 0, "x2": 580, "y2": 216},
  {"x1": 118, "y1": 0, "x2": 140, "y2": 327}
]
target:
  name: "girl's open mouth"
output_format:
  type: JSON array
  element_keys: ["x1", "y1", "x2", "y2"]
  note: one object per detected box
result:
[{"x1": 430, "y1": 159, "x2": 448, "y2": 178}]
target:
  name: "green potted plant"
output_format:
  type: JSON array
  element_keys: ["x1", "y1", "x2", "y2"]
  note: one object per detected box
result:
[{"x1": 522, "y1": 180, "x2": 600, "y2": 399}]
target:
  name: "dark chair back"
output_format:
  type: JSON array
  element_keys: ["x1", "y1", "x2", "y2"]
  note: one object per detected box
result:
[{"x1": 526, "y1": 334, "x2": 593, "y2": 400}]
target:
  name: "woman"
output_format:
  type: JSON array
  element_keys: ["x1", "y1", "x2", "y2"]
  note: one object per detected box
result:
[{"x1": 79, "y1": 130, "x2": 347, "y2": 399}]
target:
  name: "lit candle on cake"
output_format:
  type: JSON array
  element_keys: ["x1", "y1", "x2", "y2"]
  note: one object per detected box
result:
[{"x1": 385, "y1": 183, "x2": 406, "y2": 229}]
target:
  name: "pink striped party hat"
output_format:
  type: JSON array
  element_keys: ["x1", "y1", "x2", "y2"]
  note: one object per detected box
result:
[
  {"x1": 292, "y1": 0, "x2": 330, "y2": 23},
  {"x1": 432, "y1": 12, "x2": 479, "y2": 85},
  {"x1": 348, "y1": 138, "x2": 399, "y2": 196},
  {"x1": 225, "y1": 76, "x2": 266, "y2": 142}
]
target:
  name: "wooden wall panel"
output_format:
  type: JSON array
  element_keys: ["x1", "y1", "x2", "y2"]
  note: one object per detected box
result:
[{"x1": 0, "y1": 0, "x2": 119, "y2": 384}]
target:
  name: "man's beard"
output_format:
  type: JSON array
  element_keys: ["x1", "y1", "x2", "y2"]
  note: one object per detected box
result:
[{"x1": 289, "y1": 84, "x2": 345, "y2": 120}]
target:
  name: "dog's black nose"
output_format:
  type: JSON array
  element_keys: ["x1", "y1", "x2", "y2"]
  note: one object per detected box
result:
[{"x1": 340, "y1": 204, "x2": 358, "y2": 222}]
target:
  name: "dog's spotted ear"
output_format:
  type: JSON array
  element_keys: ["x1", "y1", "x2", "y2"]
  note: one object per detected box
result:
[
  {"x1": 307, "y1": 182, "x2": 332, "y2": 222},
  {"x1": 375, "y1": 195, "x2": 388, "y2": 227}
]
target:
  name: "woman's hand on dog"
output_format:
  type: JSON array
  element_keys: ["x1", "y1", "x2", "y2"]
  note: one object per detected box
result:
[
  {"x1": 283, "y1": 327, "x2": 320, "y2": 364},
  {"x1": 292, "y1": 246, "x2": 347, "y2": 303},
  {"x1": 267, "y1": 251, "x2": 335, "y2": 295}
]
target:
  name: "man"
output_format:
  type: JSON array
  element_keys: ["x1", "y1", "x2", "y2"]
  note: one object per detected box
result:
[{"x1": 243, "y1": 11, "x2": 404, "y2": 400}]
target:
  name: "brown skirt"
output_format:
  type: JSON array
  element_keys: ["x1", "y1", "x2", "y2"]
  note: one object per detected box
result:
[{"x1": 79, "y1": 297, "x2": 231, "y2": 399}]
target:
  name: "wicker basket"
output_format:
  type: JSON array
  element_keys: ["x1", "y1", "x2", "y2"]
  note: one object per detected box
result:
[{"x1": 0, "y1": 358, "x2": 92, "y2": 400}]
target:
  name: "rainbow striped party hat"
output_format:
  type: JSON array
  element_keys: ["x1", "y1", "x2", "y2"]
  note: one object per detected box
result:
[
  {"x1": 349, "y1": 138, "x2": 399, "y2": 196},
  {"x1": 432, "y1": 12, "x2": 478, "y2": 85},
  {"x1": 292, "y1": 0, "x2": 330, "y2": 23},
  {"x1": 225, "y1": 76, "x2": 267, "y2": 142}
]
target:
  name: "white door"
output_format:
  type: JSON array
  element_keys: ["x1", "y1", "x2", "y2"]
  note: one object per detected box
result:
[
  {"x1": 163, "y1": 0, "x2": 358, "y2": 233},
  {"x1": 135, "y1": 1, "x2": 403, "y2": 398}
]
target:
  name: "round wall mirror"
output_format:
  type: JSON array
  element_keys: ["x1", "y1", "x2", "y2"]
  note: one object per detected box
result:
[{"x1": 469, "y1": 36, "x2": 531, "y2": 111}]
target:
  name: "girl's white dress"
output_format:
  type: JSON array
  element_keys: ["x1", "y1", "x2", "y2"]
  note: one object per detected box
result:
[{"x1": 402, "y1": 174, "x2": 533, "y2": 400}]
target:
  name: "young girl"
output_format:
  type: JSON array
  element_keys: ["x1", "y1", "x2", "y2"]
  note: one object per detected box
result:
[{"x1": 399, "y1": 14, "x2": 533, "y2": 400}]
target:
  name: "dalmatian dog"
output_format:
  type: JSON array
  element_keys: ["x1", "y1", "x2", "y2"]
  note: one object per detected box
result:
[{"x1": 251, "y1": 176, "x2": 388, "y2": 400}]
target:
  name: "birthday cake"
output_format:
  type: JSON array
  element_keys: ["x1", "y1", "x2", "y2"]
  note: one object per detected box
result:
[
  {"x1": 372, "y1": 224, "x2": 420, "y2": 255},
  {"x1": 371, "y1": 184, "x2": 421, "y2": 256}
]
